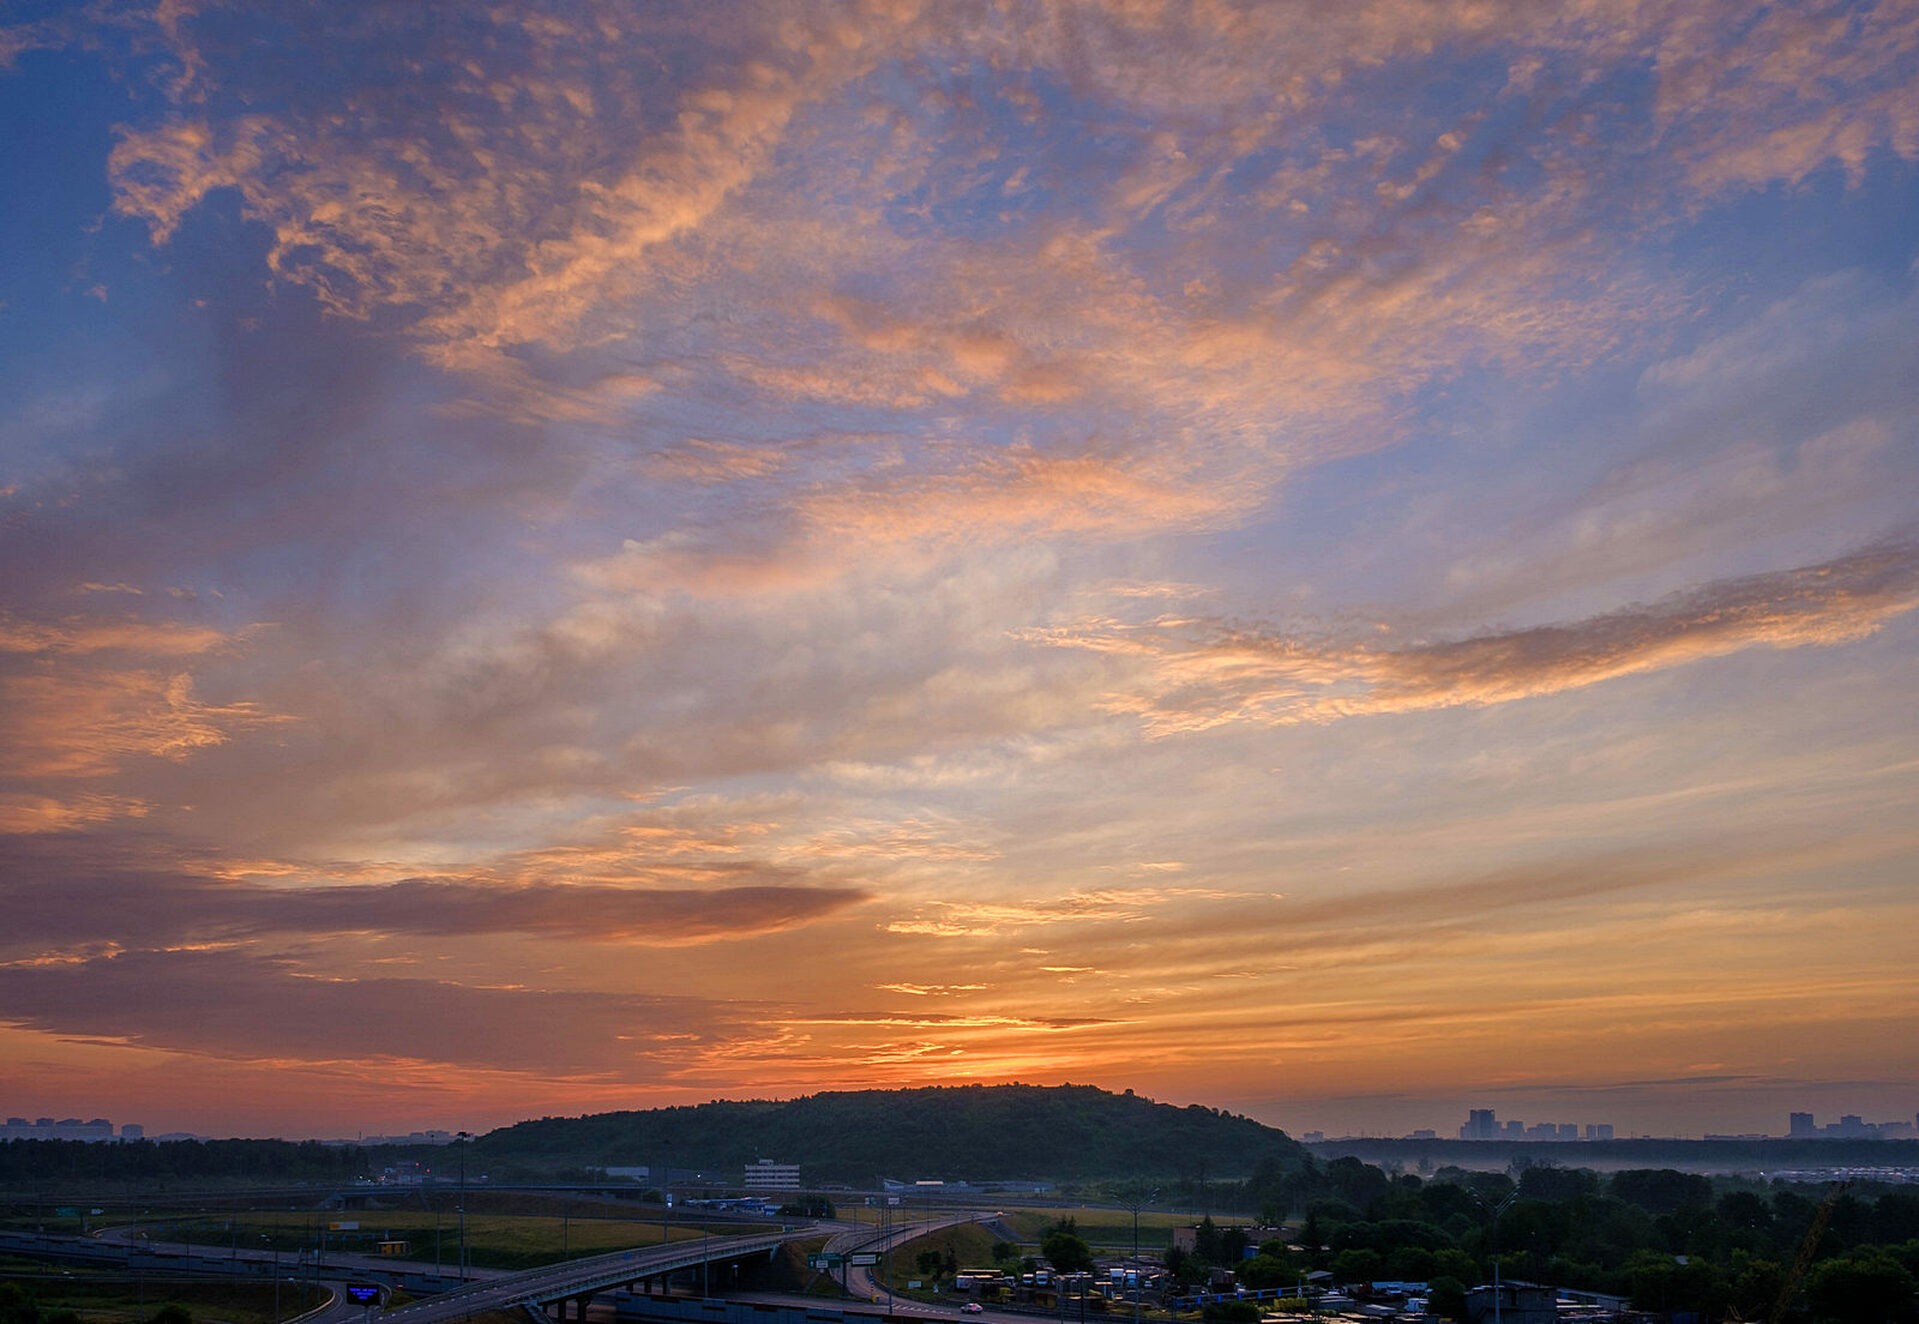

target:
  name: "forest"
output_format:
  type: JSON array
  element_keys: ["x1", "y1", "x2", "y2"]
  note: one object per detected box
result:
[
  {"x1": 477, "y1": 1083, "x2": 1309, "y2": 1182},
  {"x1": 0, "y1": 1138, "x2": 368, "y2": 1187},
  {"x1": 1189, "y1": 1155, "x2": 1918, "y2": 1322}
]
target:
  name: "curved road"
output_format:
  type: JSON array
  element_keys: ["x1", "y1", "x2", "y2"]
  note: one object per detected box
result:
[
  {"x1": 381, "y1": 1225, "x2": 835, "y2": 1324},
  {"x1": 825, "y1": 1212, "x2": 998, "y2": 1315}
]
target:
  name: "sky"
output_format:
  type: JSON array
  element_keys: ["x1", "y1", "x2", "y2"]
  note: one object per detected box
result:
[{"x1": 2, "y1": 1, "x2": 1917, "y2": 1146}]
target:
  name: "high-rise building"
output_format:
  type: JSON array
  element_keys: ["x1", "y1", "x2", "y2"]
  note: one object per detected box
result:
[
  {"x1": 1460, "y1": 1109, "x2": 1497, "y2": 1140},
  {"x1": 1789, "y1": 1111, "x2": 1817, "y2": 1138}
]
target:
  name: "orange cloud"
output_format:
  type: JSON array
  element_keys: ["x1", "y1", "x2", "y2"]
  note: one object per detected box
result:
[
  {"x1": 0, "y1": 947, "x2": 763, "y2": 1078},
  {"x1": 884, "y1": 885, "x2": 1248, "y2": 937},
  {"x1": 1652, "y1": 1, "x2": 1919, "y2": 192},
  {"x1": 1037, "y1": 540, "x2": 1919, "y2": 733},
  {"x1": 0, "y1": 833, "x2": 867, "y2": 955},
  {"x1": 2, "y1": 668, "x2": 282, "y2": 778},
  {"x1": 0, "y1": 793, "x2": 151, "y2": 835},
  {"x1": 0, "y1": 613, "x2": 233, "y2": 657}
]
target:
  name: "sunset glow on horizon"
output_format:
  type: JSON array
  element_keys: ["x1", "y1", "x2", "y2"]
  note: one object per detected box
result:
[{"x1": 2, "y1": 1, "x2": 1917, "y2": 1143}]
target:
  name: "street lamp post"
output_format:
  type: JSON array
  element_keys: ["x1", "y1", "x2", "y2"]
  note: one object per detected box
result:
[
  {"x1": 1123, "y1": 1184, "x2": 1159, "y2": 1324},
  {"x1": 659, "y1": 1143, "x2": 670, "y2": 1254},
  {"x1": 1470, "y1": 1188, "x2": 1519, "y2": 1324},
  {"x1": 265, "y1": 1235, "x2": 280, "y2": 1324},
  {"x1": 456, "y1": 1131, "x2": 471, "y2": 1280}
]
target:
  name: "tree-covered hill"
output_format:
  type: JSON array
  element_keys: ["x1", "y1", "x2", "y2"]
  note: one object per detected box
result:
[
  {"x1": 475, "y1": 1083, "x2": 1308, "y2": 1185},
  {"x1": 0, "y1": 1136, "x2": 369, "y2": 1187}
]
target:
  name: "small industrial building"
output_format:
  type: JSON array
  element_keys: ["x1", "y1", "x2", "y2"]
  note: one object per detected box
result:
[{"x1": 742, "y1": 1159, "x2": 801, "y2": 1190}]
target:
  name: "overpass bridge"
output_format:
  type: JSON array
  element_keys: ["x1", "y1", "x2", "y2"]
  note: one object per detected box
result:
[
  {"x1": 380, "y1": 1226, "x2": 827, "y2": 1324},
  {"x1": 1, "y1": 1208, "x2": 996, "y2": 1324},
  {"x1": 382, "y1": 1211, "x2": 993, "y2": 1324}
]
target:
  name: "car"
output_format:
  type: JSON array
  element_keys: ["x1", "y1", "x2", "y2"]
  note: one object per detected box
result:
[{"x1": 961, "y1": 1304, "x2": 984, "y2": 1314}]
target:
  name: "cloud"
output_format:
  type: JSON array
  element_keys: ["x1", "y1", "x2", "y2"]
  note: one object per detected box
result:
[
  {"x1": 1, "y1": 667, "x2": 284, "y2": 779},
  {"x1": 7, "y1": 0, "x2": 1918, "y2": 1131},
  {"x1": 644, "y1": 438, "x2": 792, "y2": 485},
  {"x1": 1652, "y1": 1, "x2": 1919, "y2": 193},
  {"x1": 0, "y1": 947, "x2": 750, "y2": 1078},
  {"x1": 1035, "y1": 539, "x2": 1919, "y2": 733},
  {"x1": 884, "y1": 885, "x2": 1247, "y2": 937},
  {"x1": 72, "y1": 2, "x2": 1667, "y2": 467},
  {"x1": 785, "y1": 1011, "x2": 1113, "y2": 1031},
  {"x1": 0, "y1": 834, "x2": 868, "y2": 954},
  {"x1": 250, "y1": 878, "x2": 865, "y2": 946},
  {"x1": 0, "y1": 613, "x2": 234, "y2": 657},
  {"x1": 874, "y1": 983, "x2": 986, "y2": 996},
  {"x1": 0, "y1": 794, "x2": 152, "y2": 836},
  {"x1": 76, "y1": 0, "x2": 1911, "y2": 627}
]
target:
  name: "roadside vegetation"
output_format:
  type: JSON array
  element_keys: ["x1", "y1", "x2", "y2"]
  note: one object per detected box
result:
[{"x1": 0, "y1": 1274, "x2": 324, "y2": 1324}]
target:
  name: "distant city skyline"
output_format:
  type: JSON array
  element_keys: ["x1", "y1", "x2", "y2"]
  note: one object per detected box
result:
[
  {"x1": 2, "y1": 4, "x2": 1916, "y2": 1139},
  {"x1": 11, "y1": 1094, "x2": 1919, "y2": 1149},
  {"x1": 1277, "y1": 1097, "x2": 1919, "y2": 1144}
]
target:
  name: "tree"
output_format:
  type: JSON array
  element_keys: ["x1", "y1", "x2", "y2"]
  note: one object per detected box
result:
[
  {"x1": 1043, "y1": 1220, "x2": 1096, "y2": 1275},
  {"x1": 1427, "y1": 1277, "x2": 1469, "y2": 1323},
  {"x1": 0, "y1": 1284, "x2": 38, "y2": 1324},
  {"x1": 1610, "y1": 1170, "x2": 1712, "y2": 1218},
  {"x1": 1518, "y1": 1166, "x2": 1600, "y2": 1204},
  {"x1": 1165, "y1": 1245, "x2": 1208, "y2": 1288},
  {"x1": 1239, "y1": 1253, "x2": 1294, "y2": 1290},
  {"x1": 1386, "y1": 1246, "x2": 1439, "y2": 1281},
  {"x1": 1330, "y1": 1248, "x2": 1382, "y2": 1286},
  {"x1": 1221, "y1": 1227, "x2": 1250, "y2": 1263},
  {"x1": 1299, "y1": 1211, "x2": 1328, "y2": 1269},
  {"x1": 1804, "y1": 1253, "x2": 1917, "y2": 1324},
  {"x1": 1325, "y1": 1157, "x2": 1391, "y2": 1212},
  {"x1": 1624, "y1": 1250, "x2": 1726, "y2": 1319},
  {"x1": 1194, "y1": 1216, "x2": 1223, "y2": 1265},
  {"x1": 1726, "y1": 1252, "x2": 1785, "y2": 1322}
]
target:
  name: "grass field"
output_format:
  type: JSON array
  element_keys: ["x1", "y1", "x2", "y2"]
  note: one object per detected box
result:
[
  {"x1": 865, "y1": 1204, "x2": 1193, "y2": 1301},
  {"x1": 0, "y1": 1270, "x2": 327, "y2": 1324},
  {"x1": 974, "y1": 1204, "x2": 1186, "y2": 1251},
  {"x1": 170, "y1": 1210, "x2": 767, "y2": 1271}
]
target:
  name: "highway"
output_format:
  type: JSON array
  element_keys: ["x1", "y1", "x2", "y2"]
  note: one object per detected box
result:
[
  {"x1": 376, "y1": 1209, "x2": 999, "y2": 1324},
  {"x1": 5, "y1": 1209, "x2": 1006, "y2": 1324},
  {"x1": 827, "y1": 1212, "x2": 999, "y2": 1314},
  {"x1": 380, "y1": 1226, "x2": 829, "y2": 1324}
]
